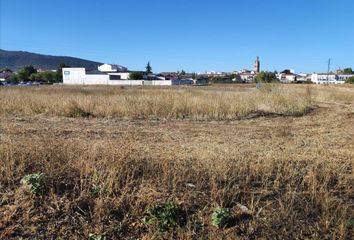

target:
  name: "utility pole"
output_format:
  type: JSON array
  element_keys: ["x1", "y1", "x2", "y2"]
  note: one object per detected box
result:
[{"x1": 326, "y1": 58, "x2": 331, "y2": 85}]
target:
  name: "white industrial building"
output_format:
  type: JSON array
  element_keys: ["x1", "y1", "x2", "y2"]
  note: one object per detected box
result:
[
  {"x1": 311, "y1": 73, "x2": 354, "y2": 84},
  {"x1": 62, "y1": 64, "x2": 172, "y2": 86}
]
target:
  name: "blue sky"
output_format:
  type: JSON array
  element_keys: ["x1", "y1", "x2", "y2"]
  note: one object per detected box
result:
[{"x1": 1, "y1": 0, "x2": 353, "y2": 73}]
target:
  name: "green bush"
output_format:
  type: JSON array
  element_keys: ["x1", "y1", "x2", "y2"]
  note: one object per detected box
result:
[
  {"x1": 345, "y1": 76, "x2": 354, "y2": 84},
  {"x1": 143, "y1": 202, "x2": 185, "y2": 232},
  {"x1": 128, "y1": 71, "x2": 143, "y2": 80},
  {"x1": 21, "y1": 173, "x2": 45, "y2": 195},
  {"x1": 211, "y1": 207, "x2": 230, "y2": 228},
  {"x1": 256, "y1": 71, "x2": 278, "y2": 83}
]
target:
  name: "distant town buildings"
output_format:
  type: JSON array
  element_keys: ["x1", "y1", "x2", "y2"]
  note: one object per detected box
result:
[
  {"x1": 275, "y1": 70, "x2": 353, "y2": 84},
  {"x1": 276, "y1": 69, "x2": 311, "y2": 83},
  {"x1": 233, "y1": 57, "x2": 260, "y2": 82},
  {"x1": 0, "y1": 69, "x2": 13, "y2": 81},
  {"x1": 238, "y1": 70, "x2": 257, "y2": 83},
  {"x1": 2, "y1": 55, "x2": 353, "y2": 85}
]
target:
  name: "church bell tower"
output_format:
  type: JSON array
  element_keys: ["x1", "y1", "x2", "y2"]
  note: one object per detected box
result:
[{"x1": 254, "y1": 56, "x2": 260, "y2": 73}]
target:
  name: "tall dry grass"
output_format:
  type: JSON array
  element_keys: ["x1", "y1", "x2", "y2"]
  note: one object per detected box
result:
[
  {"x1": 0, "y1": 134, "x2": 352, "y2": 239},
  {"x1": 0, "y1": 84, "x2": 313, "y2": 120},
  {"x1": 0, "y1": 84, "x2": 353, "y2": 239},
  {"x1": 311, "y1": 84, "x2": 354, "y2": 105}
]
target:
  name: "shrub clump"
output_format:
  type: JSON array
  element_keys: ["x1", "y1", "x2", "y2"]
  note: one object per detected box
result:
[
  {"x1": 345, "y1": 76, "x2": 354, "y2": 84},
  {"x1": 211, "y1": 207, "x2": 230, "y2": 228},
  {"x1": 20, "y1": 173, "x2": 45, "y2": 195},
  {"x1": 65, "y1": 101, "x2": 94, "y2": 118},
  {"x1": 143, "y1": 202, "x2": 186, "y2": 232}
]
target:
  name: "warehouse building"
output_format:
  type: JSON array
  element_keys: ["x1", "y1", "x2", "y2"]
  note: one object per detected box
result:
[{"x1": 62, "y1": 64, "x2": 172, "y2": 86}]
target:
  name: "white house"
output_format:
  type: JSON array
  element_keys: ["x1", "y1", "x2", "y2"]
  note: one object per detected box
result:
[
  {"x1": 277, "y1": 69, "x2": 296, "y2": 83},
  {"x1": 311, "y1": 73, "x2": 354, "y2": 84},
  {"x1": 277, "y1": 73, "x2": 297, "y2": 83},
  {"x1": 238, "y1": 71, "x2": 257, "y2": 82}
]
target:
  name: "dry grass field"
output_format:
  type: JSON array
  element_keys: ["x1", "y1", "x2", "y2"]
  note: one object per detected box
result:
[{"x1": 0, "y1": 84, "x2": 353, "y2": 239}]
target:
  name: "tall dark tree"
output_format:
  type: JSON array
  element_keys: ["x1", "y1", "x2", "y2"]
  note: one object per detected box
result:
[
  {"x1": 25, "y1": 65, "x2": 37, "y2": 80},
  {"x1": 17, "y1": 65, "x2": 37, "y2": 81},
  {"x1": 145, "y1": 62, "x2": 152, "y2": 74},
  {"x1": 24, "y1": 65, "x2": 37, "y2": 75}
]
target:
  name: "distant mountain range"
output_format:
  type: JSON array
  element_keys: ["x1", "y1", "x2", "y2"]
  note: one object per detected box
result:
[{"x1": 0, "y1": 49, "x2": 103, "y2": 70}]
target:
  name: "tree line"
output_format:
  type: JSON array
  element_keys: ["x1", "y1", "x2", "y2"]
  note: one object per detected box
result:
[{"x1": 8, "y1": 63, "x2": 69, "y2": 83}]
